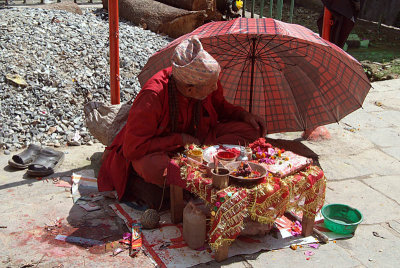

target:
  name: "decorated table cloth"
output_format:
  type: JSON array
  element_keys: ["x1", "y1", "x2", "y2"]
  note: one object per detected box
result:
[{"x1": 166, "y1": 153, "x2": 326, "y2": 251}]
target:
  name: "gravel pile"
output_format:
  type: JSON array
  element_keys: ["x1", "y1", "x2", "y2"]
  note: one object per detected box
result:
[{"x1": 0, "y1": 7, "x2": 171, "y2": 152}]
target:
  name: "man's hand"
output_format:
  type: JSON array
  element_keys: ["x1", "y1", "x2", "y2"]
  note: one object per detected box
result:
[
  {"x1": 240, "y1": 111, "x2": 267, "y2": 137},
  {"x1": 181, "y1": 133, "x2": 200, "y2": 145}
]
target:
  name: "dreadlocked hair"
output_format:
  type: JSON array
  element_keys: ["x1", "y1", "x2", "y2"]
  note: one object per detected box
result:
[{"x1": 168, "y1": 75, "x2": 201, "y2": 137}]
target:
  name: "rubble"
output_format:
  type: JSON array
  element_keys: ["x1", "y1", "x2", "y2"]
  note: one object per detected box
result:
[{"x1": 0, "y1": 7, "x2": 171, "y2": 152}]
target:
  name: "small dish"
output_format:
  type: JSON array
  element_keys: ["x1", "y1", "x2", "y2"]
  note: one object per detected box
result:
[{"x1": 225, "y1": 161, "x2": 267, "y2": 182}]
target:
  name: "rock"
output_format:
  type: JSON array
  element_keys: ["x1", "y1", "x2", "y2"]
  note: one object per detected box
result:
[
  {"x1": 67, "y1": 140, "x2": 81, "y2": 146},
  {"x1": 47, "y1": 126, "x2": 57, "y2": 134},
  {"x1": 5, "y1": 74, "x2": 28, "y2": 87},
  {"x1": 4, "y1": 150, "x2": 10, "y2": 155}
]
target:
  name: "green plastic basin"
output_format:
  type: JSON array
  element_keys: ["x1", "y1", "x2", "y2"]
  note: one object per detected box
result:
[{"x1": 321, "y1": 204, "x2": 363, "y2": 235}]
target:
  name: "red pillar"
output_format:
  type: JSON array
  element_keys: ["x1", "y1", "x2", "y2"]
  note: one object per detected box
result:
[
  {"x1": 322, "y1": 7, "x2": 332, "y2": 41},
  {"x1": 109, "y1": 0, "x2": 120, "y2": 105}
]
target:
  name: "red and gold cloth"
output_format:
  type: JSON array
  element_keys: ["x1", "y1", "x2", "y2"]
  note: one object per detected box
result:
[{"x1": 166, "y1": 156, "x2": 326, "y2": 251}]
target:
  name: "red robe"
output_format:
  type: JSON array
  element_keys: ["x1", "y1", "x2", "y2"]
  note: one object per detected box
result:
[{"x1": 98, "y1": 67, "x2": 256, "y2": 199}]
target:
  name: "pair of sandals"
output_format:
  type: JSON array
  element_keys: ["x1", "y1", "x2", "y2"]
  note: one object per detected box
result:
[{"x1": 8, "y1": 144, "x2": 65, "y2": 176}]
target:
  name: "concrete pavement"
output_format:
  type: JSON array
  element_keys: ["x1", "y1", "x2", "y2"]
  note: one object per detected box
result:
[{"x1": 0, "y1": 79, "x2": 399, "y2": 267}]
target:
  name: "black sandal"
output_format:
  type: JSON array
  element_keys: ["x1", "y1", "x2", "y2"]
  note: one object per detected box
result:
[
  {"x1": 8, "y1": 144, "x2": 42, "y2": 169},
  {"x1": 27, "y1": 148, "x2": 65, "y2": 177}
]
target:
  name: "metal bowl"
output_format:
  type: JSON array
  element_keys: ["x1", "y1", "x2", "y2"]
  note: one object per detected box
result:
[{"x1": 225, "y1": 161, "x2": 267, "y2": 182}]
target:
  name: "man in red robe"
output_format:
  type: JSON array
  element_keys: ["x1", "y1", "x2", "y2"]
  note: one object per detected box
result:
[{"x1": 98, "y1": 36, "x2": 266, "y2": 204}]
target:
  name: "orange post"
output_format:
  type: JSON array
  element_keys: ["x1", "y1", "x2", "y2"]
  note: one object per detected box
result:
[
  {"x1": 109, "y1": 0, "x2": 120, "y2": 104},
  {"x1": 322, "y1": 7, "x2": 333, "y2": 41}
]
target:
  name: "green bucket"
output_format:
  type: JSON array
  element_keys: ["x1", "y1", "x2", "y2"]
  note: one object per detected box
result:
[{"x1": 321, "y1": 204, "x2": 363, "y2": 235}]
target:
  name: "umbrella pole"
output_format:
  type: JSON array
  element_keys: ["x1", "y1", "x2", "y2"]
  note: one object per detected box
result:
[{"x1": 249, "y1": 38, "x2": 256, "y2": 114}]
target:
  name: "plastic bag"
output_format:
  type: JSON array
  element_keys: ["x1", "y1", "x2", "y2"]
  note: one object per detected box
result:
[
  {"x1": 83, "y1": 101, "x2": 132, "y2": 146},
  {"x1": 183, "y1": 202, "x2": 206, "y2": 249}
]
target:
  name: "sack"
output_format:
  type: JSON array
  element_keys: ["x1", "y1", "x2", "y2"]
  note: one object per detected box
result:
[{"x1": 83, "y1": 101, "x2": 132, "y2": 146}]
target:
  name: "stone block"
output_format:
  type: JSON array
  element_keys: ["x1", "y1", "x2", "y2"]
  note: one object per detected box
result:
[
  {"x1": 380, "y1": 147, "x2": 400, "y2": 161},
  {"x1": 357, "y1": 127, "x2": 400, "y2": 147},
  {"x1": 340, "y1": 111, "x2": 394, "y2": 129},
  {"x1": 319, "y1": 148, "x2": 400, "y2": 181},
  {"x1": 243, "y1": 242, "x2": 361, "y2": 267},
  {"x1": 363, "y1": 175, "x2": 400, "y2": 204},
  {"x1": 325, "y1": 180, "x2": 400, "y2": 224},
  {"x1": 370, "y1": 79, "x2": 400, "y2": 92},
  {"x1": 337, "y1": 224, "x2": 400, "y2": 267}
]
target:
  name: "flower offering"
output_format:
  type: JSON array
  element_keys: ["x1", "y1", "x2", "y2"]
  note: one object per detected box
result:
[{"x1": 249, "y1": 138, "x2": 288, "y2": 164}]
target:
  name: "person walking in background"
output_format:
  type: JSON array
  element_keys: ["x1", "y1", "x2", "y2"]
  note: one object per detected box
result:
[{"x1": 317, "y1": 0, "x2": 365, "y2": 48}]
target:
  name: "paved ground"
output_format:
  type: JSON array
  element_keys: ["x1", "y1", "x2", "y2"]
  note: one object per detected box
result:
[{"x1": 0, "y1": 79, "x2": 399, "y2": 267}]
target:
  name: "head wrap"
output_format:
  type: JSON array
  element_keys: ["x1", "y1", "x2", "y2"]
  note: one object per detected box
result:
[{"x1": 171, "y1": 36, "x2": 221, "y2": 85}]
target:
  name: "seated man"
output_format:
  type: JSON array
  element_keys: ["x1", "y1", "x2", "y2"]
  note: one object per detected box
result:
[{"x1": 98, "y1": 36, "x2": 266, "y2": 205}]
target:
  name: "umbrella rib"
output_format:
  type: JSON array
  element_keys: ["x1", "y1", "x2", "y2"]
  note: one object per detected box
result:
[
  {"x1": 258, "y1": 57, "x2": 297, "y2": 68},
  {"x1": 234, "y1": 57, "x2": 253, "y2": 109},
  {"x1": 264, "y1": 54, "x2": 309, "y2": 60},
  {"x1": 206, "y1": 38, "x2": 248, "y2": 57},
  {"x1": 259, "y1": 45, "x2": 309, "y2": 58},
  {"x1": 287, "y1": 39, "x2": 370, "y2": 85},
  {"x1": 258, "y1": 43, "x2": 310, "y2": 59},
  {"x1": 231, "y1": 34, "x2": 254, "y2": 56},
  {"x1": 255, "y1": 59, "x2": 305, "y2": 131},
  {"x1": 286, "y1": 57, "x2": 342, "y2": 126},
  {"x1": 256, "y1": 38, "x2": 297, "y2": 58},
  {"x1": 220, "y1": 52, "x2": 252, "y2": 70},
  {"x1": 315, "y1": 46, "x2": 371, "y2": 85},
  {"x1": 256, "y1": 58, "x2": 285, "y2": 71},
  {"x1": 255, "y1": 59, "x2": 275, "y2": 131},
  {"x1": 216, "y1": 34, "x2": 251, "y2": 57},
  {"x1": 284, "y1": 45, "x2": 370, "y2": 111},
  {"x1": 222, "y1": 59, "x2": 252, "y2": 70},
  {"x1": 254, "y1": 35, "x2": 278, "y2": 55},
  {"x1": 217, "y1": 54, "x2": 252, "y2": 62}
]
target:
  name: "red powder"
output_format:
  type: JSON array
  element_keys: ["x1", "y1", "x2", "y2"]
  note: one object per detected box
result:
[{"x1": 216, "y1": 151, "x2": 236, "y2": 160}]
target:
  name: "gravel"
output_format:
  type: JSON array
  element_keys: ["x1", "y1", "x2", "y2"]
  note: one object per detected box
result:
[{"x1": 0, "y1": 7, "x2": 172, "y2": 152}]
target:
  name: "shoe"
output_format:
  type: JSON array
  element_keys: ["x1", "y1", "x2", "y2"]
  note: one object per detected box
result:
[
  {"x1": 8, "y1": 144, "x2": 42, "y2": 169},
  {"x1": 26, "y1": 148, "x2": 65, "y2": 177}
]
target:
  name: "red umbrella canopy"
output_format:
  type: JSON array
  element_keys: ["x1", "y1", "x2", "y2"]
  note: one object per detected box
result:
[{"x1": 138, "y1": 18, "x2": 371, "y2": 134}]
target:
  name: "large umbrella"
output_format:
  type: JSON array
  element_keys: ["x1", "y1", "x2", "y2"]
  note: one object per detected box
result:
[{"x1": 138, "y1": 18, "x2": 371, "y2": 134}]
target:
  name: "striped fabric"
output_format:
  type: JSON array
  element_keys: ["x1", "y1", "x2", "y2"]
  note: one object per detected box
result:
[{"x1": 138, "y1": 18, "x2": 371, "y2": 134}]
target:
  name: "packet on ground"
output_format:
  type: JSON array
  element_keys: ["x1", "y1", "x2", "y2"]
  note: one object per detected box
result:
[{"x1": 71, "y1": 169, "x2": 98, "y2": 202}]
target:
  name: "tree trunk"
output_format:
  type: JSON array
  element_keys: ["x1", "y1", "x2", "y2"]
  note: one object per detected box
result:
[
  {"x1": 155, "y1": 0, "x2": 221, "y2": 22},
  {"x1": 102, "y1": 0, "x2": 206, "y2": 38},
  {"x1": 156, "y1": 0, "x2": 208, "y2": 11}
]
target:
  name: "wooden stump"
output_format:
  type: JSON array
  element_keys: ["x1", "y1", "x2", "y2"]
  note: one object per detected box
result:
[{"x1": 102, "y1": 0, "x2": 207, "y2": 38}]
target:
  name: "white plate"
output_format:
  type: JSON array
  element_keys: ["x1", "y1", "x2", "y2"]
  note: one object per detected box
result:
[{"x1": 203, "y1": 144, "x2": 245, "y2": 163}]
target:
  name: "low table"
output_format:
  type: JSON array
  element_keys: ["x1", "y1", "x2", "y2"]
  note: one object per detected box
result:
[{"x1": 166, "y1": 156, "x2": 326, "y2": 262}]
